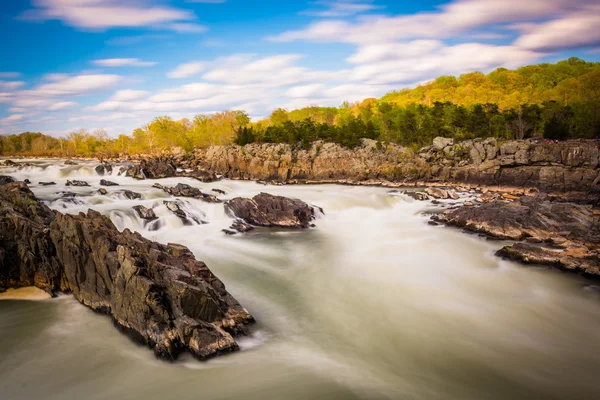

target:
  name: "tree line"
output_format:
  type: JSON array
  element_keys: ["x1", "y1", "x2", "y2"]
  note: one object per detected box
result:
[{"x1": 1, "y1": 58, "x2": 599, "y2": 157}]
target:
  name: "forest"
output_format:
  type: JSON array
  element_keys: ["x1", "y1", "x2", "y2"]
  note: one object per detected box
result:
[{"x1": 1, "y1": 58, "x2": 599, "y2": 158}]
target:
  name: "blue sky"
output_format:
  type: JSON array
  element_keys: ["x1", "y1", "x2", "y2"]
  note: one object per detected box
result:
[{"x1": 1, "y1": 0, "x2": 599, "y2": 137}]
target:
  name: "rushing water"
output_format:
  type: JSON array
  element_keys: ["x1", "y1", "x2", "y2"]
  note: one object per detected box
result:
[{"x1": 1, "y1": 158, "x2": 600, "y2": 400}]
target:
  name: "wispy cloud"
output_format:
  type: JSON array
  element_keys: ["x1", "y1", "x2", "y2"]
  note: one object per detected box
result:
[
  {"x1": 92, "y1": 58, "x2": 157, "y2": 67},
  {"x1": 20, "y1": 0, "x2": 203, "y2": 33},
  {"x1": 167, "y1": 61, "x2": 208, "y2": 79},
  {"x1": 301, "y1": 1, "x2": 383, "y2": 17}
]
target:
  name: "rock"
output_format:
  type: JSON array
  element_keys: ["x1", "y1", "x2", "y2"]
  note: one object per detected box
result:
[
  {"x1": 212, "y1": 189, "x2": 227, "y2": 195},
  {"x1": 64, "y1": 160, "x2": 78, "y2": 165},
  {"x1": 434, "y1": 195, "x2": 600, "y2": 275},
  {"x1": 225, "y1": 193, "x2": 316, "y2": 229},
  {"x1": 0, "y1": 181, "x2": 253, "y2": 360},
  {"x1": 229, "y1": 220, "x2": 255, "y2": 233},
  {"x1": 158, "y1": 183, "x2": 221, "y2": 203},
  {"x1": 132, "y1": 205, "x2": 157, "y2": 220},
  {"x1": 2, "y1": 160, "x2": 17, "y2": 166},
  {"x1": 100, "y1": 179, "x2": 119, "y2": 186},
  {"x1": 222, "y1": 229, "x2": 237, "y2": 235},
  {"x1": 124, "y1": 164, "x2": 145, "y2": 180},
  {"x1": 182, "y1": 169, "x2": 220, "y2": 183},
  {"x1": 425, "y1": 187, "x2": 449, "y2": 199},
  {"x1": 125, "y1": 157, "x2": 177, "y2": 180},
  {"x1": 97, "y1": 188, "x2": 108, "y2": 195},
  {"x1": 163, "y1": 200, "x2": 206, "y2": 225},
  {"x1": 501, "y1": 193, "x2": 520, "y2": 201},
  {"x1": 403, "y1": 191, "x2": 429, "y2": 201},
  {"x1": 23, "y1": 178, "x2": 31, "y2": 184},
  {"x1": 0, "y1": 175, "x2": 15, "y2": 185},
  {"x1": 95, "y1": 164, "x2": 113, "y2": 176},
  {"x1": 122, "y1": 190, "x2": 142, "y2": 200},
  {"x1": 433, "y1": 137, "x2": 454, "y2": 150},
  {"x1": 39, "y1": 181, "x2": 56, "y2": 186},
  {"x1": 66, "y1": 180, "x2": 89, "y2": 187}
]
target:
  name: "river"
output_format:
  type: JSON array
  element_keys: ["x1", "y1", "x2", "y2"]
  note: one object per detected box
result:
[{"x1": 1, "y1": 158, "x2": 600, "y2": 400}]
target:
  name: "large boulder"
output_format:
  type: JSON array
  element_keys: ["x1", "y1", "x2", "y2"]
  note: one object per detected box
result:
[
  {"x1": 225, "y1": 193, "x2": 317, "y2": 229},
  {"x1": 125, "y1": 157, "x2": 177, "y2": 180},
  {"x1": 432, "y1": 137, "x2": 454, "y2": 150},
  {"x1": 0, "y1": 181, "x2": 253, "y2": 360}
]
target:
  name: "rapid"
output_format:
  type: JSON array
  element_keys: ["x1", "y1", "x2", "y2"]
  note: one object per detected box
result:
[{"x1": 1, "y1": 158, "x2": 600, "y2": 400}]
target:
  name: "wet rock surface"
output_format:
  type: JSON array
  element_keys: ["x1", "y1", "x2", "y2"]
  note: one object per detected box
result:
[
  {"x1": 132, "y1": 205, "x2": 157, "y2": 220},
  {"x1": 225, "y1": 193, "x2": 317, "y2": 229},
  {"x1": 122, "y1": 190, "x2": 142, "y2": 200},
  {"x1": 154, "y1": 183, "x2": 221, "y2": 203},
  {"x1": 434, "y1": 195, "x2": 600, "y2": 276},
  {"x1": 100, "y1": 179, "x2": 119, "y2": 186},
  {"x1": 39, "y1": 181, "x2": 56, "y2": 186},
  {"x1": 163, "y1": 200, "x2": 207, "y2": 225},
  {"x1": 0, "y1": 180, "x2": 254, "y2": 360},
  {"x1": 66, "y1": 180, "x2": 90, "y2": 187},
  {"x1": 0, "y1": 175, "x2": 15, "y2": 185}
]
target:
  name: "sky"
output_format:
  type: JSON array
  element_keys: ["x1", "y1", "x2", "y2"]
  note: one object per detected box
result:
[{"x1": 0, "y1": 0, "x2": 599, "y2": 137}]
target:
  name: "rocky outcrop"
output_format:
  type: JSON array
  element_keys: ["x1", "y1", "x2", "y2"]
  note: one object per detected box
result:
[
  {"x1": 95, "y1": 163, "x2": 113, "y2": 176},
  {"x1": 125, "y1": 157, "x2": 177, "y2": 180},
  {"x1": 0, "y1": 181, "x2": 253, "y2": 360},
  {"x1": 100, "y1": 179, "x2": 119, "y2": 186},
  {"x1": 225, "y1": 193, "x2": 317, "y2": 229},
  {"x1": 434, "y1": 195, "x2": 600, "y2": 276},
  {"x1": 154, "y1": 183, "x2": 221, "y2": 203},
  {"x1": 188, "y1": 139, "x2": 599, "y2": 194},
  {"x1": 66, "y1": 180, "x2": 90, "y2": 187}
]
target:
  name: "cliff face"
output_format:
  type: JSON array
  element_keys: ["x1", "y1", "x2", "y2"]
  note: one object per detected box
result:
[{"x1": 193, "y1": 138, "x2": 600, "y2": 193}]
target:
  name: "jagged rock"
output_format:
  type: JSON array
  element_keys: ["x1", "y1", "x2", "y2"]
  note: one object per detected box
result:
[
  {"x1": 100, "y1": 179, "x2": 119, "y2": 186},
  {"x1": 132, "y1": 205, "x2": 157, "y2": 220},
  {"x1": 122, "y1": 190, "x2": 142, "y2": 200},
  {"x1": 403, "y1": 191, "x2": 429, "y2": 201},
  {"x1": 64, "y1": 160, "x2": 78, "y2": 165},
  {"x1": 125, "y1": 157, "x2": 177, "y2": 180},
  {"x1": 39, "y1": 181, "x2": 56, "y2": 186},
  {"x1": 434, "y1": 195, "x2": 600, "y2": 275},
  {"x1": 0, "y1": 181, "x2": 253, "y2": 360},
  {"x1": 0, "y1": 175, "x2": 15, "y2": 185},
  {"x1": 225, "y1": 193, "x2": 316, "y2": 229},
  {"x1": 425, "y1": 187, "x2": 449, "y2": 199},
  {"x1": 157, "y1": 183, "x2": 221, "y2": 203},
  {"x1": 433, "y1": 137, "x2": 454, "y2": 150},
  {"x1": 163, "y1": 200, "x2": 206, "y2": 225},
  {"x1": 212, "y1": 188, "x2": 226, "y2": 195},
  {"x1": 66, "y1": 180, "x2": 89, "y2": 187}
]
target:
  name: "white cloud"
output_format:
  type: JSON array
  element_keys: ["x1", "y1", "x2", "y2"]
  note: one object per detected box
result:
[
  {"x1": 167, "y1": 61, "x2": 208, "y2": 79},
  {"x1": 92, "y1": 58, "x2": 157, "y2": 67},
  {"x1": 24, "y1": 74, "x2": 122, "y2": 97},
  {"x1": 270, "y1": 0, "x2": 592, "y2": 44},
  {"x1": 167, "y1": 23, "x2": 208, "y2": 33},
  {"x1": 0, "y1": 81, "x2": 25, "y2": 91},
  {"x1": 109, "y1": 90, "x2": 149, "y2": 101},
  {"x1": 302, "y1": 1, "x2": 383, "y2": 17},
  {"x1": 515, "y1": 5, "x2": 600, "y2": 51},
  {"x1": 68, "y1": 112, "x2": 139, "y2": 123},
  {"x1": 1, "y1": 114, "x2": 25, "y2": 124},
  {"x1": 48, "y1": 101, "x2": 77, "y2": 111},
  {"x1": 286, "y1": 84, "x2": 326, "y2": 98},
  {"x1": 22, "y1": 0, "x2": 200, "y2": 32}
]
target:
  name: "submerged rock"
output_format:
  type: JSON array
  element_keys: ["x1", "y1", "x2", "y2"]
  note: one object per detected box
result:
[
  {"x1": 64, "y1": 160, "x2": 78, "y2": 165},
  {"x1": 156, "y1": 183, "x2": 221, "y2": 203},
  {"x1": 0, "y1": 181, "x2": 254, "y2": 360},
  {"x1": 1, "y1": 160, "x2": 17, "y2": 166},
  {"x1": 132, "y1": 205, "x2": 157, "y2": 221},
  {"x1": 225, "y1": 193, "x2": 317, "y2": 229},
  {"x1": 212, "y1": 188, "x2": 227, "y2": 195},
  {"x1": 66, "y1": 180, "x2": 90, "y2": 187},
  {"x1": 23, "y1": 178, "x2": 31, "y2": 184},
  {"x1": 100, "y1": 179, "x2": 119, "y2": 186},
  {"x1": 39, "y1": 181, "x2": 56, "y2": 186}
]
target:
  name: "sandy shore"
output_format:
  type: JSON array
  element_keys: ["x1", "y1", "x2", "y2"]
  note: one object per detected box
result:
[{"x1": 0, "y1": 287, "x2": 51, "y2": 301}]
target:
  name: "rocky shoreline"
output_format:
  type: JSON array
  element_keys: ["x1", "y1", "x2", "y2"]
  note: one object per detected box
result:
[{"x1": 0, "y1": 179, "x2": 255, "y2": 360}]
